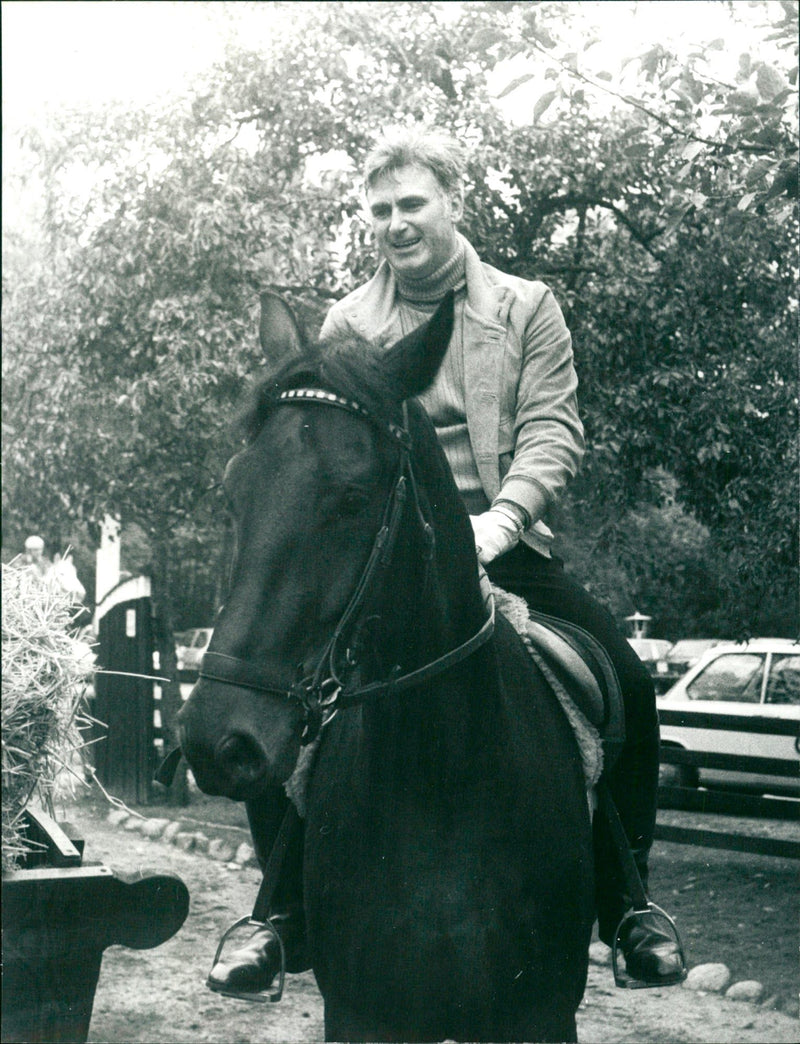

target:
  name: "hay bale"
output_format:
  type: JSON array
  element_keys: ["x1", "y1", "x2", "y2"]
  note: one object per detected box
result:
[{"x1": 2, "y1": 557, "x2": 95, "y2": 871}]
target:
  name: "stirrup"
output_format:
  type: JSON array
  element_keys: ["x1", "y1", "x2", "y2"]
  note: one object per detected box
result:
[
  {"x1": 206, "y1": 915, "x2": 286, "y2": 1003},
  {"x1": 611, "y1": 902, "x2": 688, "y2": 989}
]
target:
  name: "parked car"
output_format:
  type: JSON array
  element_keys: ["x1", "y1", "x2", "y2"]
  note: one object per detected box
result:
[
  {"x1": 627, "y1": 637, "x2": 674, "y2": 690},
  {"x1": 651, "y1": 637, "x2": 725, "y2": 693},
  {"x1": 657, "y1": 638, "x2": 800, "y2": 796},
  {"x1": 175, "y1": 628, "x2": 213, "y2": 673}
]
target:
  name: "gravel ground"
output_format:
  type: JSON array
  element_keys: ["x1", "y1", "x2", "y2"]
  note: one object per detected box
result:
[{"x1": 46, "y1": 794, "x2": 799, "y2": 1044}]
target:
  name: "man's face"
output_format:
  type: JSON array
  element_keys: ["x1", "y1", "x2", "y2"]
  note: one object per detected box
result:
[{"x1": 366, "y1": 164, "x2": 462, "y2": 280}]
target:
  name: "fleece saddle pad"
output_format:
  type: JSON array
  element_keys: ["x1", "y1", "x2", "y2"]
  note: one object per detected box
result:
[{"x1": 489, "y1": 583, "x2": 625, "y2": 784}]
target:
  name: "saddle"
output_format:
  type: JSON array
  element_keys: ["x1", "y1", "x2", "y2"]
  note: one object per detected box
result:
[{"x1": 488, "y1": 580, "x2": 625, "y2": 786}]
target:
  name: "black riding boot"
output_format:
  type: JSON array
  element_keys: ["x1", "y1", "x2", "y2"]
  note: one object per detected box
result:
[
  {"x1": 594, "y1": 724, "x2": 684, "y2": 985},
  {"x1": 208, "y1": 789, "x2": 308, "y2": 994}
]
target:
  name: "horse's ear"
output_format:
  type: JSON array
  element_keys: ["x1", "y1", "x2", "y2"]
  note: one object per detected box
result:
[
  {"x1": 259, "y1": 292, "x2": 306, "y2": 365},
  {"x1": 382, "y1": 291, "x2": 455, "y2": 401}
]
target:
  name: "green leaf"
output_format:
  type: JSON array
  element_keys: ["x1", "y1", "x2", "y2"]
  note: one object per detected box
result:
[
  {"x1": 661, "y1": 203, "x2": 693, "y2": 237},
  {"x1": 680, "y1": 141, "x2": 705, "y2": 162},
  {"x1": 496, "y1": 72, "x2": 538, "y2": 100},
  {"x1": 467, "y1": 27, "x2": 506, "y2": 54},
  {"x1": 531, "y1": 27, "x2": 557, "y2": 49},
  {"x1": 532, "y1": 90, "x2": 558, "y2": 123},
  {"x1": 756, "y1": 63, "x2": 787, "y2": 101}
]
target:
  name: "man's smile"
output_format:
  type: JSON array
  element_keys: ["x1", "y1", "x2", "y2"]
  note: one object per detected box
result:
[{"x1": 367, "y1": 165, "x2": 461, "y2": 277}]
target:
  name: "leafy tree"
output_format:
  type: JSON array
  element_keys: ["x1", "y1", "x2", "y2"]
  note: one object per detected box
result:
[{"x1": 3, "y1": 0, "x2": 797, "y2": 793}]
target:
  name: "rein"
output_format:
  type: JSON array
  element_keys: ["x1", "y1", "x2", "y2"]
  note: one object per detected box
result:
[{"x1": 200, "y1": 387, "x2": 495, "y2": 743}]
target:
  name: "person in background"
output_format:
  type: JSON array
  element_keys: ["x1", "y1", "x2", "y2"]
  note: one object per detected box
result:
[
  {"x1": 21, "y1": 535, "x2": 51, "y2": 579},
  {"x1": 209, "y1": 126, "x2": 683, "y2": 995}
]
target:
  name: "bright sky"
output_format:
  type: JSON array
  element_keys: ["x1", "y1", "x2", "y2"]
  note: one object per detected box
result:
[
  {"x1": 3, "y1": 1, "x2": 227, "y2": 124},
  {"x1": 4, "y1": 0, "x2": 779, "y2": 241},
  {"x1": 2, "y1": 0, "x2": 773, "y2": 130}
]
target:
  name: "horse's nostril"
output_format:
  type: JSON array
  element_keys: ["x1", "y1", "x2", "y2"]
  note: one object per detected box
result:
[{"x1": 216, "y1": 733, "x2": 265, "y2": 785}]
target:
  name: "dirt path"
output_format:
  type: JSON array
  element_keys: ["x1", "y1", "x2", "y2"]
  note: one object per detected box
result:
[{"x1": 66, "y1": 804, "x2": 797, "y2": 1044}]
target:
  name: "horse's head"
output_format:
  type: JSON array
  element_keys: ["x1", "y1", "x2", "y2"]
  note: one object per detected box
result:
[{"x1": 178, "y1": 291, "x2": 483, "y2": 800}]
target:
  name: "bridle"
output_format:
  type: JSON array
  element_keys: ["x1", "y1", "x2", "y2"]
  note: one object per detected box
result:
[{"x1": 199, "y1": 387, "x2": 495, "y2": 744}]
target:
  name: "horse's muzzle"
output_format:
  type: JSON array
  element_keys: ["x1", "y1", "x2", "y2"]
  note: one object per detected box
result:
[
  {"x1": 217, "y1": 732, "x2": 268, "y2": 789},
  {"x1": 181, "y1": 728, "x2": 268, "y2": 799},
  {"x1": 177, "y1": 693, "x2": 269, "y2": 799}
]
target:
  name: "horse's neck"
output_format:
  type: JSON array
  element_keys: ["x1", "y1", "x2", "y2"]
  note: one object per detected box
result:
[
  {"x1": 365, "y1": 433, "x2": 501, "y2": 786},
  {"x1": 363, "y1": 600, "x2": 503, "y2": 794}
]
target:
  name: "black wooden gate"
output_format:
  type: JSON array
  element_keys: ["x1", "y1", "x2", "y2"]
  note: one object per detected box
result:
[
  {"x1": 657, "y1": 707, "x2": 800, "y2": 859},
  {"x1": 93, "y1": 576, "x2": 155, "y2": 804}
]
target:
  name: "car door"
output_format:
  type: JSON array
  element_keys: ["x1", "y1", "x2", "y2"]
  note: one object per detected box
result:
[
  {"x1": 678, "y1": 651, "x2": 766, "y2": 789},
  {"x1": 760, "y1": 653, "x2": 800, "y2": 791}
]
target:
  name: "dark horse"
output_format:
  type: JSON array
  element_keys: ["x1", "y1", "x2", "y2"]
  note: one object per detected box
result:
[{"x1": 178, "y1": 293, "x2": 595, "y2": 1042}]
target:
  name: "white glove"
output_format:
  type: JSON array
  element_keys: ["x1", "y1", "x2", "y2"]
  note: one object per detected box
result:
[{"x1": 469, "y1": 505, "x2": 524, "y2": 565}]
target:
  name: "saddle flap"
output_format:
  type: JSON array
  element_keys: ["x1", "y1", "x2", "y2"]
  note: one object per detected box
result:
[{"x1": 524, "y1": 618, "x2": 606, "y2": 729}]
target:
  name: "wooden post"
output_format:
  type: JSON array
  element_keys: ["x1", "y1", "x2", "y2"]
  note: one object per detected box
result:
[{"x1": 93, "y1": 577, "x2": 156, "y2": 805}]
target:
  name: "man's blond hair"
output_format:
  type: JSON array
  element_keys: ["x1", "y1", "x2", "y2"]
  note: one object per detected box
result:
[{"x1": 363, "y1": 127, "x2": 466, "y2": 195}]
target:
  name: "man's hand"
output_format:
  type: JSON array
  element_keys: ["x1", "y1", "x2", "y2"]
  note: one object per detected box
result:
[{"x1": 469, "y1": 505, "x2": 525, "y2": 565}]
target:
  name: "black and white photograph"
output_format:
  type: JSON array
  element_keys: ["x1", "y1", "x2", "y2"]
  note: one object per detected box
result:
[{"x1": 2, "y1": 2, "x2": 797, "y2": 1042}]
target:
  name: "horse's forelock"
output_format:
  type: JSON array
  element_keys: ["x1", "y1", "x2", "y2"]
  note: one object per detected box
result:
[
  {"x1": 238, "y1": 355, "x2": 324, "y2": 443},
  {"x1": 319, "y1": 334, "x2": 404, "y2": 426},
  {"x1": 238, "y1": 330, "x2": 415, "y2": 445}
]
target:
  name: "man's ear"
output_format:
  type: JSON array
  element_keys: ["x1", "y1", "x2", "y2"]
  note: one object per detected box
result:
[
  {"x1": 449, "y1": 187, "x2": 464, "y2": 224},
  {"x1": 259, "y1": 292, "x2": 306, "y2": 366}
]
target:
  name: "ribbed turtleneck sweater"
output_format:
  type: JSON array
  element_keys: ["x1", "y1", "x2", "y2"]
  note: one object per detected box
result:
[
  {"x1": 396, "y1": 233, "x2": 489, "y2": 515},
  {"x1": 395, "y1": 234, "x2": 467, "y2": 304}
]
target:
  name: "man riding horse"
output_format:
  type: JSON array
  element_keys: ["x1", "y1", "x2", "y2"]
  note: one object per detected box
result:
[{"x1": 208, "y1": 126, "x2": 684, "y2": 994}]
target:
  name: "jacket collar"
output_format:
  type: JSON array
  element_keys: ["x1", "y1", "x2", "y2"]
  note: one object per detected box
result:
[{"x1": 343, "y1": 235, "x2": 512, "y2": 343}]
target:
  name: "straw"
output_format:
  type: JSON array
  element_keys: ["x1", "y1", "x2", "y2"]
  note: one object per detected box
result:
[{"x1": 2, "y1": 557, "x2": 95, "y2": 871}]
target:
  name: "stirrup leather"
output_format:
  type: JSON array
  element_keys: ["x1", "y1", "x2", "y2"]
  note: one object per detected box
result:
[{"x1": 611, "y1": 902, "x2": 688, "y2": 989}]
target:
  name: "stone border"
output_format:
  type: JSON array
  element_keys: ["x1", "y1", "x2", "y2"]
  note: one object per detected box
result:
[
  {"x1": 106, "y1": 808, "x2": 259, "y2": 869},
  {"x1": 588, "y1": 940, "x2": 792, "y2": 1013},
  {"x1": 102, "y1": 807, "x2": 795, "y2": 1018}
]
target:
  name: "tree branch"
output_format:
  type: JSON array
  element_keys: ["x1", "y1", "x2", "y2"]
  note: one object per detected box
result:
[
  {"x1": 524, "y1": 36, "x2": 789, "y2": 156},
  {"x1": 533, "y1": 192, "x2": 662, "y2": 255}
]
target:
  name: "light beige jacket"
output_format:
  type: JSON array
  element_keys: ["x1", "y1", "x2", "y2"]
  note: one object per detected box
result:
[{"x1": 320, "y1": 237, "x2": 585, "y2": 556}]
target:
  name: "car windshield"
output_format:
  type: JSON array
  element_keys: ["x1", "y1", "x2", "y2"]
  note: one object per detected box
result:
[
  {"x1": 765, "y1": 654, "x2": 800, "y2": 705},
  {"x1": 685, "y1": 652, "x2": 765, "y2": 703}
]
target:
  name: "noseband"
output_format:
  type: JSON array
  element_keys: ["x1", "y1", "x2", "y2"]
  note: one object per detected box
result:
[{"x1": 200, "y1": 387, "x2": 495, "y2": 744}]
